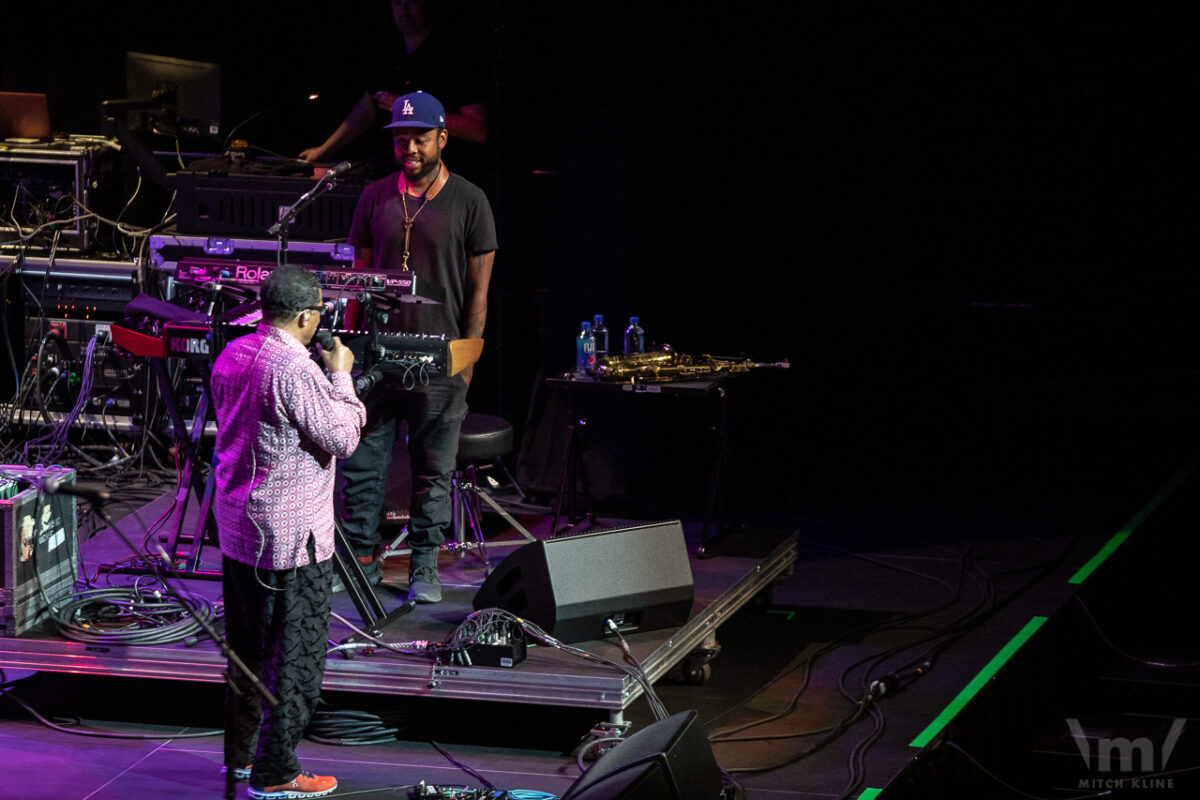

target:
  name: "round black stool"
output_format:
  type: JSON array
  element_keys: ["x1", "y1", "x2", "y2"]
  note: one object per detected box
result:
[
  {"x1": 382, "y1": 414, "x2": 534, "y2": 561},
  {"x1": 451, "y1": 414, "x2": 534, "y2": 560},
  {"x1": 456, "y1": 413, "x2": 514, "y2": 468}
]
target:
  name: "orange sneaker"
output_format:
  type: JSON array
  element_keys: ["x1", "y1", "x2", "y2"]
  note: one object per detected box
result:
[{"x1": 247, "y1": 770, "x2": 337, "y2": 799}]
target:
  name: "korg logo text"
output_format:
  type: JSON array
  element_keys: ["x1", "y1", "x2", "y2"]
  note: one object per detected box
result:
[{"x1": 169, "y1": 337, "x2": 209, "y2": 356}]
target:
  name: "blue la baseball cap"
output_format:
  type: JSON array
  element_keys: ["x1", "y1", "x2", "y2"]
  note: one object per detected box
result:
[{"x1": 384, "y1": 91, "x2": 446, "y2": 130}]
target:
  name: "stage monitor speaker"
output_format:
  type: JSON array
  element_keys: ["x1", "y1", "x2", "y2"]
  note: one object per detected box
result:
[
  {"x1": 562, "y1": 709, "x2": 721, "y2": 800},
  {"x1": 472, "y1": 519, "x2": 694, "y2": 644}
]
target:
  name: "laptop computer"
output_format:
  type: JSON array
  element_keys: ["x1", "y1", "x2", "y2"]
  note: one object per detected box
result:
[{"x1": 0, "y1": 91, "x2": 53, "y2": 141}]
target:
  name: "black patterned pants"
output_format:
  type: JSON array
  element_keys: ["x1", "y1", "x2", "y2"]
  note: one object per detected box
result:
[{"x1": 222, "y1": 550, "x2": 332, "y2": 788}]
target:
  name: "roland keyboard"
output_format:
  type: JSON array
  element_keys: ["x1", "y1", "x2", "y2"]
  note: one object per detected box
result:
[{"x1": 172, "y1": 257, "x2": 445, "y2": 304}]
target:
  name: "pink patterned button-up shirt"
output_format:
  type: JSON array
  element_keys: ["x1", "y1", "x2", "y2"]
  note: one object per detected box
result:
[{"x1": 211, "y1": 325, "x2": 366, "y2": 570}]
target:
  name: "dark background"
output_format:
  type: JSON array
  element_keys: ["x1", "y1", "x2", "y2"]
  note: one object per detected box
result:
[{"x1": 4, "y1": 4, "x2": 1198, "y2": 518}]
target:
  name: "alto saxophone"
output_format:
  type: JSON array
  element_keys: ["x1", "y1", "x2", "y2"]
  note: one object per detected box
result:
[{"x1": 593, "y1": 345, "x2": 789, "y2": 382}]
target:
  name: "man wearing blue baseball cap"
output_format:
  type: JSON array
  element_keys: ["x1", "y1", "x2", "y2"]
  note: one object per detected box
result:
[{"x1": 338, "y1": 90, "x2": 496, "y2": 604}]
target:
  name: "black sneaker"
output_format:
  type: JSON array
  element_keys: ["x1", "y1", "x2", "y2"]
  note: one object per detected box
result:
[
  {"x1": 332, "y1": 556, "x2": 380, "y2": 593},
  {"x1": 407, "y1": 562, "x2": 442, "y2": 604}
]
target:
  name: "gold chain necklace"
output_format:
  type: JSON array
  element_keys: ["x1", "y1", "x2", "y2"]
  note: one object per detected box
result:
[{"x1": 398, "y1": 164, "x2": 448, "y2": 271}]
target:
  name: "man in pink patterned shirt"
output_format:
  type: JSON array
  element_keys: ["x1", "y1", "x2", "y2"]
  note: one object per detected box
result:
[{"x1": 211, "y1": 264, "x2": 365, "y2": 799}]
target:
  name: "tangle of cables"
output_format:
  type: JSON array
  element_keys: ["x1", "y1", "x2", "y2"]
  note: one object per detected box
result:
[
  {"x1": 695, "y1": 532, "x2": 1079, "y2": 800},
  {"x1": 22, "y1": 334, "x2": 99, "y2": 465},
  {"x1": 50, "y1": 579, "x2": 220, "y2": 647}
]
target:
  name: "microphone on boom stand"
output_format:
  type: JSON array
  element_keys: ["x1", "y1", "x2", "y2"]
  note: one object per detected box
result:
[{"x1": 267, "y1": 161, "x2": 352, "y2": 236}]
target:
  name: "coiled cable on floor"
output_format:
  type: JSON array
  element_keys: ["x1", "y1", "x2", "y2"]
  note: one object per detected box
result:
[
  {"x1": 52, "y1": 583, "x2": 219, "y2": 647},
  {"x1": 304, "y1": 701, "x2": 408, "y2": 745}
]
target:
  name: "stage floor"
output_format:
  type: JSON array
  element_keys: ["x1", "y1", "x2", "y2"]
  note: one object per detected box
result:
[{"x1": 3, "y1": 390, "x2": 1199, "y2": 799}]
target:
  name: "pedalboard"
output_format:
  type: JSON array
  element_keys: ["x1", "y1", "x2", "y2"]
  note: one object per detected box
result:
[
  {"x1": 445, "y1": 640, "x2": 527, "y2": 668},
  {"x1": 408, "y1": 784, "x2": 547, "y2": 800}
]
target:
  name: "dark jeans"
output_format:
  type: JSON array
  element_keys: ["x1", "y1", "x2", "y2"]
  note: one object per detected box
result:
[
  {"x1": 338, "y1": 371, "x2": 468, "y2": 562},
  {"x1": 223, "y1": 550, "x2": 332, "y2": 788}
]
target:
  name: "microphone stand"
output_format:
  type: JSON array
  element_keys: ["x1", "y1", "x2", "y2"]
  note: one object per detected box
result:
[
  {"x1": 68, "y1": 490, "x2": 278, "y2": 800},
  {"x1": 267, "y1": 169, "x2": 346, "y2": 265}
]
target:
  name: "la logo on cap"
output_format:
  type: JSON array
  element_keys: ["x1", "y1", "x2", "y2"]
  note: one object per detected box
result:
[{"x1": 401, "y1": 98, "x2": 416, "y2": 116}]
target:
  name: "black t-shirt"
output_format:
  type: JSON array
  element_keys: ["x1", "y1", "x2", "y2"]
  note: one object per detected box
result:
[{"x1": 347, "y1": 170, "x2": 497, "y2": 337}]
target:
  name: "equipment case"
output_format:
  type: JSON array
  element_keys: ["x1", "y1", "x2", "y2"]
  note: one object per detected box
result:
[{"x1": 1, "y1": 466, "x2": 79, "y2": 637}]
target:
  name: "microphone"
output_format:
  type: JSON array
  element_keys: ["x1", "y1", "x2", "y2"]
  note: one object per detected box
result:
[
  {"x1": 354, "y1": 367, "x2": 383, "y2": 397},
  {"x1": 324, "y1": 160, "x2": 353, "y2": 178},
  {"x1": 42, "y1": 477, "x2": 112, "y2": 504},
  {"x1": 868, "y1": 661, "x2": 932, "y2": 700},
  {"x1": 314, "y1": 330, "x2": 333, "y2": 350}
]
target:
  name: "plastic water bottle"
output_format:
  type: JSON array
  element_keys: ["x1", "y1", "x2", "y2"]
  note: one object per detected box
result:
[
  {"x1": 592, "y1": 315, "x2": 609, "y2": 360},
  {"x1": 575, "y1": 321, "x2": 596, "y2": 374},
  {"x1": 623, "y1": 316, "x2": 644, "y2": 355}
]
